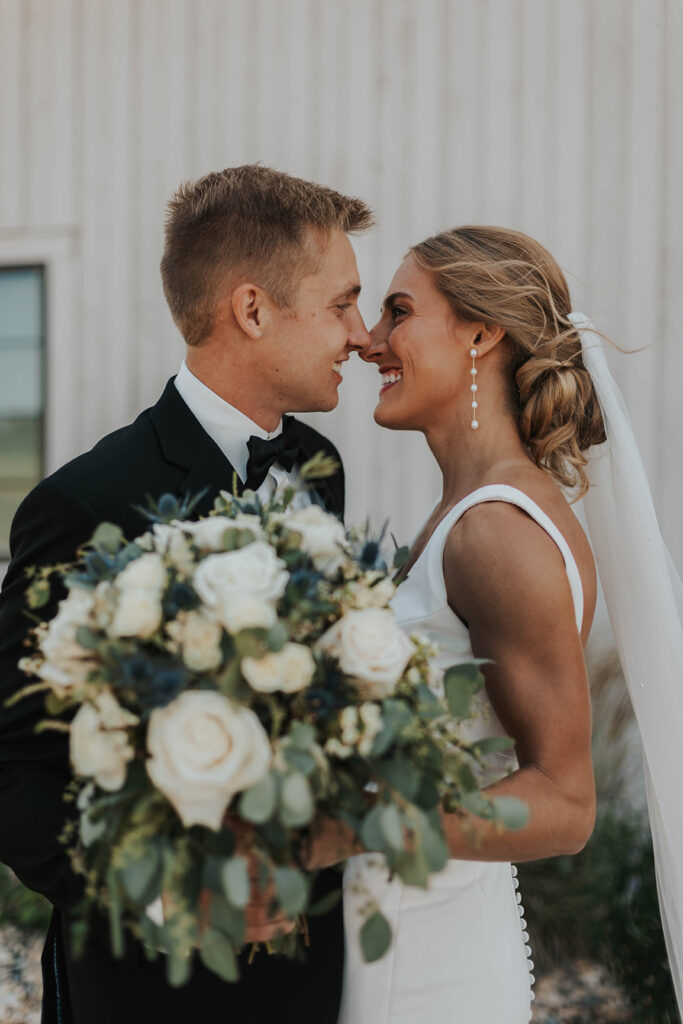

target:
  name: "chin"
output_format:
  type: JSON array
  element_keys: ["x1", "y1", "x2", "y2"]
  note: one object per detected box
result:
[{"x1": 374, "y1": 403, "x2": 408, "y2": 430}]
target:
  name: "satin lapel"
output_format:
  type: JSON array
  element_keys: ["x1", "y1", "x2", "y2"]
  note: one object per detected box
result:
[
  {"x1": 296, "y1": 424, "x2": 344, "y2": 519},
  {"x1": 148, "y1": 378, "x2": 243, "y2": 516}
]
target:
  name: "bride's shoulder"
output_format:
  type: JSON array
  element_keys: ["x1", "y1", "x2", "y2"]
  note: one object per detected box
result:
[{"x1": 443, "y1": 470, "x2": 596, "y2": 628}]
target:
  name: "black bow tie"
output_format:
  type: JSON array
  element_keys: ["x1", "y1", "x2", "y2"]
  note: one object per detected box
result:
[{"x1": 245, "y1": 415, "x2": 300, "y2": 491}]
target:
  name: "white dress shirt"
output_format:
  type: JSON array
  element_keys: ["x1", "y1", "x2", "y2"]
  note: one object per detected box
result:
[{"x1": 174, "y1": 361, "x2": 309, "y2": 508}]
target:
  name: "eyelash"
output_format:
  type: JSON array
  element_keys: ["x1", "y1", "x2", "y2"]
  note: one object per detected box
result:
[
  {"x1": 335, "y1": 303, "x2": 351, "y2": 315},
  {"x1": 389, "y1": 305, "x2": 407, "y2": 321}
]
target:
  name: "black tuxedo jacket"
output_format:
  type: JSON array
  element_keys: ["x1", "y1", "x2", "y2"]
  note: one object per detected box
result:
[{"x1": 0, "y1": 379, "x2": 346, "y2": 1024}]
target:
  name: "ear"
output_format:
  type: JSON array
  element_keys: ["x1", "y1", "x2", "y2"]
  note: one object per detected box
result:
[
  {"x1": 468, "y1": 322, "x2": 506, "y2": 358},
  {"x1": 231, "y1": 282, "x2": 272, "y2": 339}
]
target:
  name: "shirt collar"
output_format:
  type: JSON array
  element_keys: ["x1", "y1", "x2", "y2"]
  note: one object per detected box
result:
[{"x1": 174, "y1": 360, "x2": 282, "y2": 482}]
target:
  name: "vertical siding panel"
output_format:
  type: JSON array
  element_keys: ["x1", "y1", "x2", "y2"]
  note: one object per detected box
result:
[
  {"x1": 661, "y1": 0, "x2": 683, "y2": 569},
  {"x1": 133, "y1": 0, "x2": 189, "y2": 413},
  {"x1": 0, "y1": 0, "x2": 23, "y2": 225},
  {"x1": 519, "y1": 0, "x2": 552, "y2": 239},
  {"x1": 553, "y1": 0, "x2": 590, "y2": 292},
  {"x1": 586, "y1": 1, "x2": 629, "y2": 339},
  {"x1": 444, "y1": 0, "x2": 484, "y2": 223},
  {"x1": 25, "y1": 0, "x2": 77, "y2": 227},
  {"x1": 80, "y1": 0, "x2": 134, "y2": 443},
  {"x1": 483, "y1": 0, "x2": 523, "y2": 223},
  {"x1": 214, "y1": 0, "x2": 250, "y2": 167},
  {"x1": 620, "y1": 0, "x2": 664, "y2": 492}
]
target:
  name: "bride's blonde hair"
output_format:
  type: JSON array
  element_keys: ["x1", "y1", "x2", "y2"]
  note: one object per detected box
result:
[{"x1": 410, "y1": 225, "x2": 606, "y2": 498}]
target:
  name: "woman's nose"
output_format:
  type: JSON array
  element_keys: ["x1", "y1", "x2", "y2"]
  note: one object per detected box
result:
[{"x1": 359, "y1": 320, "x2": 389, "y2": 363}]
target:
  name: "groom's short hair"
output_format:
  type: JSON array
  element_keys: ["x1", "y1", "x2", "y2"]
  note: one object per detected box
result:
[{"x1": 161, "y1": 165, "x2": 373, "y2": 347}]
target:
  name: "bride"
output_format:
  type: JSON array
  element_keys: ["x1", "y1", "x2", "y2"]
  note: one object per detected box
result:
[{"x1": 340, "y1": 225, "x2": 683, "y2": 1022}]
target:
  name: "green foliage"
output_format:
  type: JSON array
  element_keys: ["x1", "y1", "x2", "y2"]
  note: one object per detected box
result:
[
  {"x1": 360, "y1": 909, "x2": 392, "y2": 962},
  {"x1": 0, "y1": 865, "x2": 52, "y2": 931},
  {"x1": 518, "y1": 808, "x2": 678, "y2": 1023}
]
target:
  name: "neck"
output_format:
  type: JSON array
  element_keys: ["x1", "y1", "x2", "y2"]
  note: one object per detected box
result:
[
  {"x1": 424, "y1": 398, "x2": 531, "y2": 510},
  {"x1": 185, "y1": 343, "x2": 283, "y2": 433}
]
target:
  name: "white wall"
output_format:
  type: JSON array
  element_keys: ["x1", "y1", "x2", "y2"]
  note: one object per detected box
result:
[{"x1": 1, "y1": 0, "x2": 681, "y2": 567}]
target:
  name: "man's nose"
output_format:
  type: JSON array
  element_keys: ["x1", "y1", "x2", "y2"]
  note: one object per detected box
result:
[{"x1": 346, "y1": 308, "x2": 372, "y2": 353}]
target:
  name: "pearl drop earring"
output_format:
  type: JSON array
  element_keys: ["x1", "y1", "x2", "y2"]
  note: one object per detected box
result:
[{"x1": 470, "y1": 346, "x2": 479, "y2": 429}]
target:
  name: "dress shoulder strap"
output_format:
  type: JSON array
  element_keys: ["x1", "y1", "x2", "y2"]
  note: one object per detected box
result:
[{"x1": 428, "y1": 484, "x2": 584, "y2": 633}]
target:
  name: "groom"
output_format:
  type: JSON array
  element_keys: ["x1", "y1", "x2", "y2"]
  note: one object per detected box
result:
[{"x1": 0, "y1": 165, "x2": 373, "y2": 1023}]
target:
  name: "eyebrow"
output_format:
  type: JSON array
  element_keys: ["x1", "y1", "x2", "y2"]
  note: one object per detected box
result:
[
  {"x1": 383, "y1": 290, "x2": 414, "y2": 310},
  {"x1": 329, "y1": 283, "x2": 361, "y2": 304}
]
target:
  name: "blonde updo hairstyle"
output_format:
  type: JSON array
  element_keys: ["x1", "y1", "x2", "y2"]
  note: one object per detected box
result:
[{"x1": 410, "y1": 226, "x2": 606, "y2": 498}]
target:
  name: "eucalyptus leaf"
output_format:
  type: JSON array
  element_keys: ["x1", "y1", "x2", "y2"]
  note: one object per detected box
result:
[
  {"x1": 461, "y1": 790, "x2": 492, "y2": 817},
  {"x1": 265, "y1": 621, "x2": 289, "y2": 652},
  {"x1": 106, "y1": 868, "x2": 124, "y2": 959},
  {"x1": 375, "y1": 757, "x2": 420, "y2": 801},
  {"x1": 200, "y1": 928, "x2": 239, "y2": 983},
  {"x1": 288, "y1": 721, "x2": 316, "y2": 750},
  {"x1": 392, "y1": 545, "x2": 410, "y2": 571},
  {"x1": 420, "y1": 819, "x2": 449, "y2": 873},
  {"x1": 444, "y1": 666, "x2": 477, "y2": 719},
  {"x1": 360, "y1": 804, "x2": 386, "y2": 852},
  {"x1": 91, "y1": 522, "x2": 124, "y2": 553},
  {"x1": 491, "y1": 796, "x2": 530, "y2": 831},
  {"x1": 474, "y1": 736, "x2": 515, "y2": 755},
  {"x1": 210, "y1": 894, "x2": 246, "y2": 945},
  {"x1": 360, "y1": 910, "x2": 392, "y2": 963},
  {"x1": 120, "y1": 845, "x2": 161, "y2": 904},
  {"x1": 380, "y1": 804, "x2": 404, "y2": 851},
  {"x1": 166, "y1": 949, "x2": 192, "y2": 987},
  {"x1": 75, "y1": 626, "x2": 101, "y2": 651},
  {"x1": 283, "y1": 746, "x2": 316, "y2": 776},
  {"x1": 307, "y1": 887, "x2": 343, "y2": 917},
  {"x1": 280, "y1": 772, "x2": 314, "y2": 828},
  {"x1": 239, "y1": 773, "x2": 277, "y2": 824},
  {"x1": 394, "y1": 847, "x2": 429, "y2": 888},
  {"x1": 274, "y1": 866, "x2": 309, "y2": 916},
  {"x1": 221, "y1": 856, "x2": 250, "y2": 909}
]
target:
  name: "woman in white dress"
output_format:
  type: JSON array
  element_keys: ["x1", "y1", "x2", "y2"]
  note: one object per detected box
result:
[{"x1": 340, "y1": 226, "x2": 605, "y2": 1023}]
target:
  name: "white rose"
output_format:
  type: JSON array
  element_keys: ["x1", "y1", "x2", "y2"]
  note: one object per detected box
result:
[
  {"x1": 116, "y1": 553, "x2": 167, "y2": 593},
  {"x1": 166, "y1": 611, "x2": 223, "y2": 673},
  {"x1": 242, "y1": 643, "x2": 315, "y2": 694},
  {"x1": 149, "y1": 524, "x2": 196, "y2": 575},
  {"x1": 70, "y1": 694, "x2": 136, "y2": 791},
  {"x1": 192, "y1": 543, "x2": 288, "y2": 633},
  {"x1": 109, "y1": 587, "x2": 163, "y2": 639},
  {"x1": 146, "y1": 690, "x2": 272, "y2": 830},
  {"x1": 37, "y1": 587, "x2": 96, "y2": 695},
  {"x1": 284, "y1": 506, "x2": 347, "y2": 573},
  {"x1": 348, "y1": 576, "x2": 396, "y2": 610},
  {"x1": 318, "y1": 608, "x2": 414, "y2": 699},
  {"x1": 180, "y1": 516, "x2": 242, "y2": 552},
  {"x1": 218, "y1": 596, "x2": 277, "y2": 634}
]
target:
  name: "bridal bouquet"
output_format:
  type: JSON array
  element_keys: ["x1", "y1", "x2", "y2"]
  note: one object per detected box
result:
[{"x1": 13, "y1": 456, "x2": 526, "y2": 985}]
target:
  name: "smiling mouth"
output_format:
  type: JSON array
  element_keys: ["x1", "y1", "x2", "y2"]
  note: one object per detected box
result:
[
  {"x1": 333, "y1": 361, "x2": 344, "y2": 380},
  {"x1": 379, "y1": 370, "x2": 403, "y2": 395}
]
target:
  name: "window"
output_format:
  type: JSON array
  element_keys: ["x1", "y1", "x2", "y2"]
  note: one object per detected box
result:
[{"x1": 0, "y1": 267, "x2": 45, "y2": 559}]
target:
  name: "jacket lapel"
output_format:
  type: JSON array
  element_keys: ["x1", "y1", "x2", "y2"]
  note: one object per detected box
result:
[
  {"x1": 148, "y1": 378, "x2": 344, "y2": 520},
  {"x1": 148, "y1": 378, "x2": 241, "y2": 516}
]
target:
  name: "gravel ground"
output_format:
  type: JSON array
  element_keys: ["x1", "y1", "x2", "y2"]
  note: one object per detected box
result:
[
  {"x1": 0, "y1": 926, "x2": 42, "y2": 1024},
  {"x1": 532, "y1": 959, "x2": 632, "y2": 1023},
  {"x1": 1, "y1": 928, "x2": 630, "y2": 1024}
]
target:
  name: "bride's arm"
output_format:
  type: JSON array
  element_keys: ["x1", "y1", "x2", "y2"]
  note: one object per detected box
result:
[{"x1": 440, "y1": 501, "x2": 596, "y2": 862}]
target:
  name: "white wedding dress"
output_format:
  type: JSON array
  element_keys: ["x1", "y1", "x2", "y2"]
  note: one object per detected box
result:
[{"x1": 340, "y1": 484, "x2": 585, "y2": 1024}]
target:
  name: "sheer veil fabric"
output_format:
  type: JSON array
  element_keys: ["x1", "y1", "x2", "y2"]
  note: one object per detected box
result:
[{"x1": 570, "y1": 312, "x2": 683, "y2": 1013}]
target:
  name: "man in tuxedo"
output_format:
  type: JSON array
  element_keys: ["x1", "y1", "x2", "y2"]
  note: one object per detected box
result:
[{"x1": 0, "y1": 165, "x2": 373, "y2": 1023}]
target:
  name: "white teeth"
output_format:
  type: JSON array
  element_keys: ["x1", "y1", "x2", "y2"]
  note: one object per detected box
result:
[
  {"x1": 381, "y1": 371, "x2": 403, "y2": 386},
  {"x1": 333, "y1": 362, "x2": 343, "y2": 377}
]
